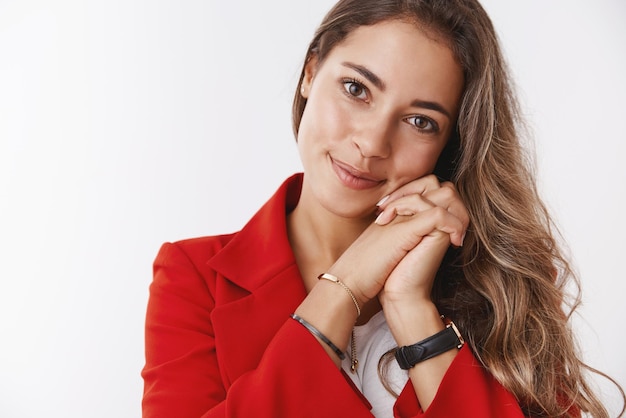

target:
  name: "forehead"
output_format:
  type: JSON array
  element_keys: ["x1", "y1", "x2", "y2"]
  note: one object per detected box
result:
[
  {"x1": 327, "y1": 19, "x2": 458, "y2": 74},
  {"x1": 321, "y1": 20, "x2": 463, "y2": 108}
]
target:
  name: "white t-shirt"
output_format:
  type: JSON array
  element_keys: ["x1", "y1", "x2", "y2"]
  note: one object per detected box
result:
[{"x1": 341, "y1": 311, "x2": 409, "y2": 417}]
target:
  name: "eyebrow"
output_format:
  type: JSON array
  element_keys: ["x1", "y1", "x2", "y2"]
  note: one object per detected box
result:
[
  {"x1": 341, "y1": 61, "x2": 452, "y2": 120},
  {"x1": 342, "y1": 62, "x2": 386, "y2": 91},
  {"x1": 410, "y1": 99, "x2": 452, "y2": 119}
]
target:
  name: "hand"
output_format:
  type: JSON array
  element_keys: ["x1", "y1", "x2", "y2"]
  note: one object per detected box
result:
[
  {"x1": 376, "y1": 175, "x2": 469, "y2": 304},
  {"x1": 374, "y1": 176, "x2": 469, "y2": 412},
  {"x1": 327, "y1": 175, "x2": 469, "y2": 307},
  {"x1": 375, "y1": 175, "x2": 467, "y2": 246}
]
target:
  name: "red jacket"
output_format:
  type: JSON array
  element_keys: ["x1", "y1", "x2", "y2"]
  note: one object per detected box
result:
[{"x1": 142, "y1": 173, "x2": 526, "y2": 417}]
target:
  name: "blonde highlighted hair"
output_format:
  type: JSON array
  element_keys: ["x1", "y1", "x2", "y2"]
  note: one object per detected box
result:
[{"x1": 293, "y1": 0, "x2": 624, "y2": 416}]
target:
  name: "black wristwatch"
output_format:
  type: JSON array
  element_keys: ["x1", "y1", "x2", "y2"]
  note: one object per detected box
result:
[{"x1": 395, "y1": 318, "x2": 465, "y2": 370}]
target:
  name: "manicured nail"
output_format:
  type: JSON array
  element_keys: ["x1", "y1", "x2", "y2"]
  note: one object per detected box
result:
[
  {"x1": 375, "y1": 212, "x2": 385, "y2": 225},
  {"x1": 376, "y1": 195, "x2": 390, "y2": 207}
]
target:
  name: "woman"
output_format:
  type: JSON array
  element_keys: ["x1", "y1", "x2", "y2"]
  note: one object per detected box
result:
[{"x1": 142, "y1": 0, "x2": 623, "y2": 416}]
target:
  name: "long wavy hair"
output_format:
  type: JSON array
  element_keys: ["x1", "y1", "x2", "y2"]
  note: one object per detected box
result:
[{"x1": 291, "y1": 0, "x2": 624, "y2": 416}]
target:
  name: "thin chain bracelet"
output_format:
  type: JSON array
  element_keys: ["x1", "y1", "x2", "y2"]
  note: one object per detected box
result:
[
  {"x1": 317, "y1": 273, "x2": 360, "y2": 373},
  {"x1": 317, "y1": 273, "x2": 361, "y2": 317}
]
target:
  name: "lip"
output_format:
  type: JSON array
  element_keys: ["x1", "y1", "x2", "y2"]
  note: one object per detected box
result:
[{"x1": 330, "y1": 157, "x2": 385, "y2": 190}]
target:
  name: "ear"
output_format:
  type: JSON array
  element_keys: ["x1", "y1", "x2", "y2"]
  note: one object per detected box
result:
[{"x1": 301, "y1": 55, "x2": 319, "y2": 98}]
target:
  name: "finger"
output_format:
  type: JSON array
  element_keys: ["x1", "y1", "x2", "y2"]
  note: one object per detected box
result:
[
  {"x1": 422, "y1": 182, "x2": 470, "y2": 230},
  {"x1": 376, "y1": 184, "x2": 469, "y2": 233},
  {"x1": 376, "y1": 175, "x2": 441, "y2": 210},
  {"x1": 384, "y1": 206, "x2": 465, "y2": 248},
  {"x1": 408, "y1": 206, "x2": 465, "y2": 247},
  {"x1": 375, "y1": 193, "x2": 435, "y2": 226},
  {"x1": 380, "y1": 205, "x2": 466, "y2": 248}
]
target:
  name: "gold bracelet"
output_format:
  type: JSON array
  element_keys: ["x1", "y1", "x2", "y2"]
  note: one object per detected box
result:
[{"x1": 317, "y1": 273, "x2": 361, "y2": 317}]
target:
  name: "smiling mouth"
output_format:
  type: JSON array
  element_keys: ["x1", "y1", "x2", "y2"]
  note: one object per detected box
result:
[{"x1": 330, "y1": 157, "x2": 385, "y2": 190}]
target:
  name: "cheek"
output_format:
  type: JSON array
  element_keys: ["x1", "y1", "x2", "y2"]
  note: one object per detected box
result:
[
  {"x1": 297, "y1": 94, "x2": 352, "y2": 148},
  {"x1": 393, "y1": 143, "x2": 446, "y2": 180}
]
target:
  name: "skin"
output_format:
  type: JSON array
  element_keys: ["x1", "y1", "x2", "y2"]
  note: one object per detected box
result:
[{"x1": 288, "y1": 20, "x2": 467, "y2": 411}]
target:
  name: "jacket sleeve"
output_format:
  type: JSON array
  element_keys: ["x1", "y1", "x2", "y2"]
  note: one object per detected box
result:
[
  {"x1": 141, "y1": 242, "x2": 373, "y2": 418},
  {"x1": 142, "y1": 242, "x2": 531, "y2": 418},
  {"x1": 393, "y1": 345, "x2": 527, "y2": 418}
]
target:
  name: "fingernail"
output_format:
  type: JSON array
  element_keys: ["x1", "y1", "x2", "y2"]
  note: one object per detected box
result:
[
  {"x1": 461, "y1": 232, "x2": 466, "y2": 246},
  {"x1": 375, "y1": 212, "x2": 384, "y2": 225},
  {"x1": 376, "y1": 195, "x2": 390, "y2": 207}
]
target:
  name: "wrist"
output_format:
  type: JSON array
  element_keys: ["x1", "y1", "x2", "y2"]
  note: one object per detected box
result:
[
  {"x1": 317, "y1": 273, "x2": 361, "y2": 317},
  {"x1": 295, "y1": 281, "x2": 358, "y2": 361},
  {"x1": 395, "y1": 317, "x2": 464, "y2": 369},
  {"x1": 383, "y1": 300, "x2": 444, "y2": 346},
  {"x1": 325, "y1": 267, "x2": 372, "y2": 309}
]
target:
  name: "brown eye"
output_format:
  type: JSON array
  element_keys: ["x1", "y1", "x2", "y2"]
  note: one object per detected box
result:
[
  {"x1": 406, "y1": 116, "x2": 438, "y2": 133},
  {"x1": 348, "y1": 83, "x2": 363, "y2": 96},
  {"x1": 343, "y1": 80, "x2": 367, "y2": 100}
]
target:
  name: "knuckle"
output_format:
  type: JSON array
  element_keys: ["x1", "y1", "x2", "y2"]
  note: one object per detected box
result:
[
  {"x1": 439, "y1": 186, "x2": 456, "y2": 200},
  {"x1": 424, "y1": 174, "x2": 440, "y2": 188},
  {"x1": 431, "y1": 206, "x2": 448, "y2": 220},
  {"x1": 440, "y1": 181, "x2": 456, "y2": 189}
]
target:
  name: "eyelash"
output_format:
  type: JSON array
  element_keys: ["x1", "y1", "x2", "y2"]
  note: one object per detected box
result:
[{"x1": 341, "y1": 77, "x2": 440, "y2": 134}]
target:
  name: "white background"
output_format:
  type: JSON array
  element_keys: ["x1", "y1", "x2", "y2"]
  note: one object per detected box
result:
[{"x1": 1, "y1": 1, "x2": 625, "y2": 417}]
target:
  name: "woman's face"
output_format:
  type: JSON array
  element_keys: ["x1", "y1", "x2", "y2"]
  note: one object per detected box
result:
[{"x1": 297, "y1": 19, "x2": 464, "y2": 220}]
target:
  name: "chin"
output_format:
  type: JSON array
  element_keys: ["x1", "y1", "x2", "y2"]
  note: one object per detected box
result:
[{"x1": 321, "y1": 194, "x2": 378, "y2": 221}]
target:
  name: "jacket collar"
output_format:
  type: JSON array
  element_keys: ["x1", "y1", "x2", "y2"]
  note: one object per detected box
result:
[
  {"x1": 206, "y1": 173, "x2": 304, "y2": 291},
  {"x1": 205, "y1": 174, "x2": 306, "y2": 386}
]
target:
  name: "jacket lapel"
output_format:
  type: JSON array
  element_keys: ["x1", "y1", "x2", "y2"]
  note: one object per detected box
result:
[{"x1": 207, "y1": 174, "x2": 307, "y2": 388}]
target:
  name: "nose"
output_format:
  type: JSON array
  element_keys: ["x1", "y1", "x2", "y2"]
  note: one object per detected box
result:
[{"x1": 352, "y1": 117, "x2": 392, "y2": 159}]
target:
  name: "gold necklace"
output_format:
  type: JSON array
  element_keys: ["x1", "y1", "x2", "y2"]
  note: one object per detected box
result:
[{"x1": 350, "y1": 327, "x2": 358, "y2": 373}]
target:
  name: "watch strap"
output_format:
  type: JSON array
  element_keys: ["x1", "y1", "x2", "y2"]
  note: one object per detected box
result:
[{"x1": 395, "y1": 321, "x2": 464, "y2": 370}]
